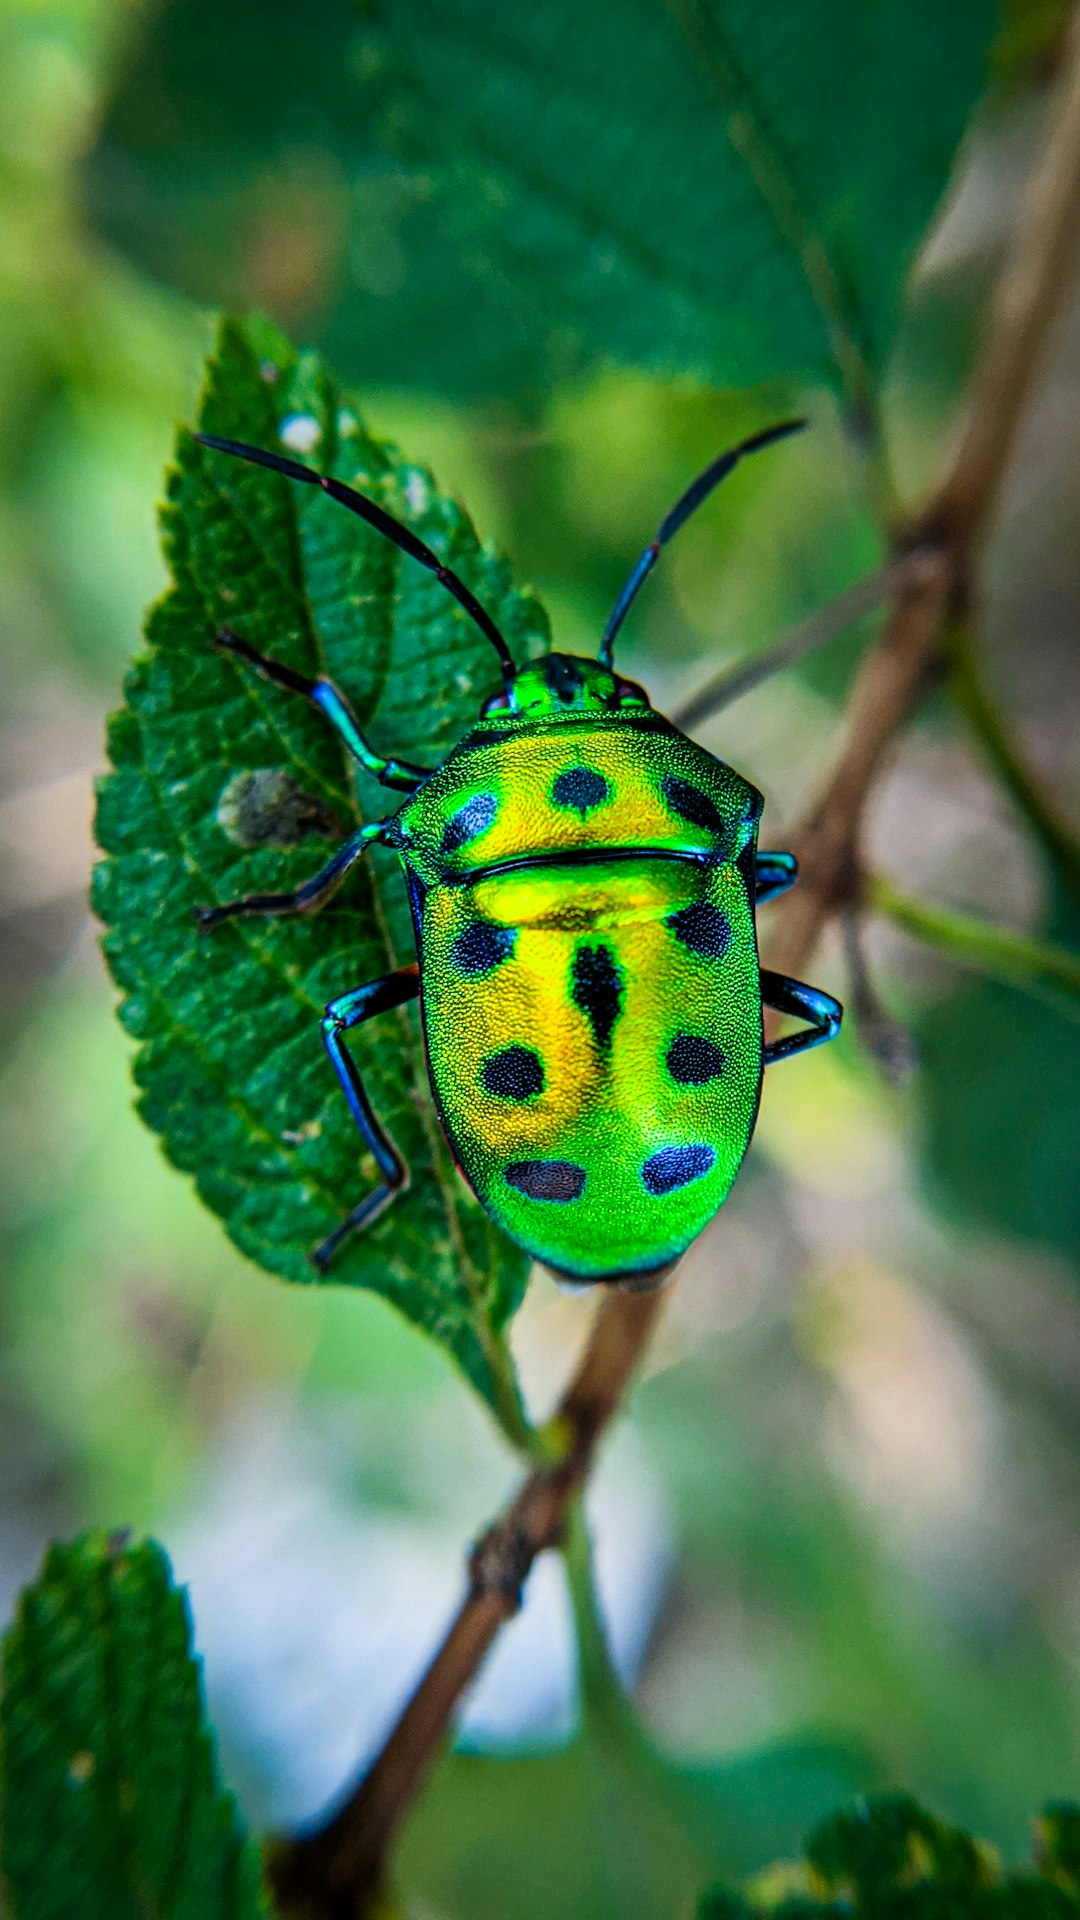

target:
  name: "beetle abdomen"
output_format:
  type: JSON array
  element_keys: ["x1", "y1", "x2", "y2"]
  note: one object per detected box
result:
[{"x1": 416, "y1": 853, "x2": 763, "y2": 1282}]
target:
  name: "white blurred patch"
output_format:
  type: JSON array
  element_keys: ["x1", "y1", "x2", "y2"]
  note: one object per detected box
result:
[
  {"x1": 403, "y1": 470, "x2": 429, "y2": 515},
  {"x1": 165, "y1": 1399, "x2": 672, "y2": 1829},
  {"x1": 279, "y1": 414, "x2": 322, "y2": 455}
]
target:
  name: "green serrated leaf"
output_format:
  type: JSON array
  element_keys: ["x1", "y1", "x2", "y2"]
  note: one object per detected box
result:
[
  {"x1": 363, "y1": 0, "x2": 1002, "y2": 408},
  {"x1": 0, "y1": 1532, "x2": 268, "y2": 1920},
  {"x1": 93, "y1": 314, "x2": 548, "y2": 1431}
]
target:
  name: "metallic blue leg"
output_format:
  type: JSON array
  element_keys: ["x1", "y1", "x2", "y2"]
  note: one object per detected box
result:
[
  {"x1": 755, "y1": 850, "x2": 797, "y2": 904},
  {"x1": 196, "y1": 821, "x2": 385, "y2": 928},
  {"x1": 761, "y1": 968, "x2": 842, "y2": 1065},
  {"x1": 215, "y1": 626, "x2": 429, "y2": 790},
  {"x1": 314, "y1": 965, "x2": 420, "y2": 1269}
]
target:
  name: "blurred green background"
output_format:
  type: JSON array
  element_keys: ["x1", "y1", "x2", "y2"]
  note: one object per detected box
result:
[{"x1": 2, "y1": 0, "x2": 1080, "y2": 1914}]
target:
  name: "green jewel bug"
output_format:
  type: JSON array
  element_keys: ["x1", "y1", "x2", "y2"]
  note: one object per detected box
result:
[{"x1": 195, "y1": 420, "x2": 841, "y2": 1288}]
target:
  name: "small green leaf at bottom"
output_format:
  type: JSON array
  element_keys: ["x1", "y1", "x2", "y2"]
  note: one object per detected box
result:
[{"x1": 0, "y1": 1531, "x2": 269, "y2": 1920}]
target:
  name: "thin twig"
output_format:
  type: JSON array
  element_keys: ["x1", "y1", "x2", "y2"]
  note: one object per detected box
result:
[
  {"x1": 840, "y1": 908, "x2": 918, "y2": 1085},
  {"x1": 934, "y1": 15, "x2": 1080, "y2": 550},
  {"x1": 763, "y1": 546, "x2": 954, "y2": 981},
  {"x1": 673, "y1": 556, "x2": 908, "y2": 731},
  {"x1": 270, "y1": 1286, "x2": 665, "y2": 1917},
  {"x1": 867, "y1": 872, "x2": 1080, "y2": 1019},
  {"x1": 948, "y1": 624, "x2": 1080, "y2": 905},
  {"x1": 764, "y1": 20, "x2": 1080, "y2": 984}
]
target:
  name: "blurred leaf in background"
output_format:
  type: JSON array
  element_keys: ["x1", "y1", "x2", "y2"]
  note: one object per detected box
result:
[
  {"x1": 697, "y1": 1792, "x2": 1080, "y2": 1916},
  {"x1": 347, "y1": 0, "x2": 1002, "y2": 412},
  {"x1": 85, "y1": 0, "x2": 1001, "y2": 413},
  {"x1": 401, "y1": 1731, "x2": 874, "y2": 1920}
]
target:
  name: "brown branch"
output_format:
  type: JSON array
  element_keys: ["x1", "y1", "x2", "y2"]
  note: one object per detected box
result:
[
  {"x1": 270, "y1": 1286, "x2": 665, "y2": 1918},
  {"x1": 766, "y1": 17, "x2": 1080, "y2": 985}
]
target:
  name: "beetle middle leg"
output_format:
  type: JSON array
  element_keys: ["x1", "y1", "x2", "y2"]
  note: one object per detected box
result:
[
  {"x1": 761, "y1": 968, "x2": 842, "y2": 1064},
  {"x1": 755, "y1": 850, "x2": 797, "y2": 904},
  {"x1": 214, "y1": 625, "x2": 430, "y2": 791},
  {"x1": 314, "y1": 964, "x2": 420, "y2": 1269},
  {"x1": 196, "y1": 819, "x2": 387, "y2": 929}
]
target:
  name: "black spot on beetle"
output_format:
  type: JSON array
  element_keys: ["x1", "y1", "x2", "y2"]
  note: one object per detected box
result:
[
  {"x1": 642, "y1": 1144, "x2": 716, "y2": 1195},
  {"x1": 552, "y1": 765, "x2": 610, "y2": 814},
  {"x1": 665, "y1": 901, "x2": 731, "y2": 959},
  {"x1": 667, "y1": 1033, "x2": 725, "y2": 1084},
  {"x1": 661, "y1": 774, "x2": 727, "y2": 842},
  {"x1": 451, "y1": 921, "x2": 515, "y2": 975},
  {"x1": 506, "y1": 1159, "x2": 586, "y2": 1202},
  {"x1": 481, "y1": 1046, "x2": 544, "y2": 1100},
  {"x1": 571, "y1": 943, "x2": 623, "y2": 1050},
  {"x1": 441, "y1": 791, "x2": 497, "y2": 854}
]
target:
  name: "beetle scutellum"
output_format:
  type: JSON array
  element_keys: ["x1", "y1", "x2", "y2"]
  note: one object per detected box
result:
[{"x1": 195, "y1": 422, "x2": 841, "y2": 1287}]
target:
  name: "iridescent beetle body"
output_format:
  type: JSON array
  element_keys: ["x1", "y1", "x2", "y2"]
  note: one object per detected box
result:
[
  {"x1": 396, "y1": 685, "x2": 765, "y2": 1282},
  {"x1": 196, "y1": 424, "x2": 841, "y2": 1286}
]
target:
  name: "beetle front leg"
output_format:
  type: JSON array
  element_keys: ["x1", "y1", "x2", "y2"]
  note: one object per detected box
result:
[
  {"x1": 214, "y1": 626, "x2": 430, "y2": 791},
  {"x1": 761, "y1": 968, "x2": 842, "y2": 1064},
  {"x1": 196, "y1": 820, "x2": 386, "y2": 929},
  {"x1": 755, "y1": 850, "x2": 797, "y2": 904},
  {"x1": 313, "y1": 964, "x2": 420, "y2": 1269}
]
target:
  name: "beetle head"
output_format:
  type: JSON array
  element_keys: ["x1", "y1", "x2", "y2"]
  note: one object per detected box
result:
[{"x1": 482, "y1": 652, "x2": 651, "y2": 720}]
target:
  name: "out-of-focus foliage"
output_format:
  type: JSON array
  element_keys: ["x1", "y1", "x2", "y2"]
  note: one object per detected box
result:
[
  {"x1": 698, "y1": 1793, "x2": 1080, "y2": 1917},
  {"x1": 84, "y1": 0, "x2": 537, "y2": 404},
  {"x1": 348, "y1": 0, "x2": 1002, "y2": 405},
  {"x1": 400, "y1": 1734, "x2": 873, "y2": 1920},
  {"x1": 919, "y1": 965, "x2": 1080, "y2": 1267},
  {"x1": 0, "y1": 1531, "x2": 268, "y2": 1920},
  {"x1": 85, "y1": 0, "x2": 1002, "y2": 405},
  {"x1": 93, "y1": 314, "x2": 541, "y2": 1425}
]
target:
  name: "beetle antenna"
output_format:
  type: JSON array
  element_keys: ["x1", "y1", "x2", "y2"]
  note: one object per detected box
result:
[
  {"x1": 195, "y1": 434, "x2": 518, "y2": 693},
  {"x1": 598, "y1": 417, "x2": 806, "y2": 668}
]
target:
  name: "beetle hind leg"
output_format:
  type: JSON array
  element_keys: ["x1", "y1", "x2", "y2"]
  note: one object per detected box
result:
[
  {"x1": 755, "y1": 850, "x2": 798, "y2": 904},
  {"x1": 761, "y1": 968, "x2": 842, "y2": 1064},
  {"x1": 312, "y1": 964, "x2": 420, "y2": 1269}
]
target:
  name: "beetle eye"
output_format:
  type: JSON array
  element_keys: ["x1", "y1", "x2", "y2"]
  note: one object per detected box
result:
[{"x1": 615, "y1": 677, "x2": 647, "y2": 706}]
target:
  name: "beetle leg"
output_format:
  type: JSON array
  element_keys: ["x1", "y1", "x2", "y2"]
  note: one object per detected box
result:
[
  {"x1": 195, "y1": 821, "x2": 386, "y2": 929},
  {"x1": 313, "y1": 965, "x2": 420, "y2": 1268},
  {"x1": 755, "y1": 850, "x2": 798, "y2": 903},
  {"x1": 761, "y1": 968, "x2": 842, "y2": 1065},
  {"x1": 214, "y1": 626, "x2": 431, "y2": 791}
]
